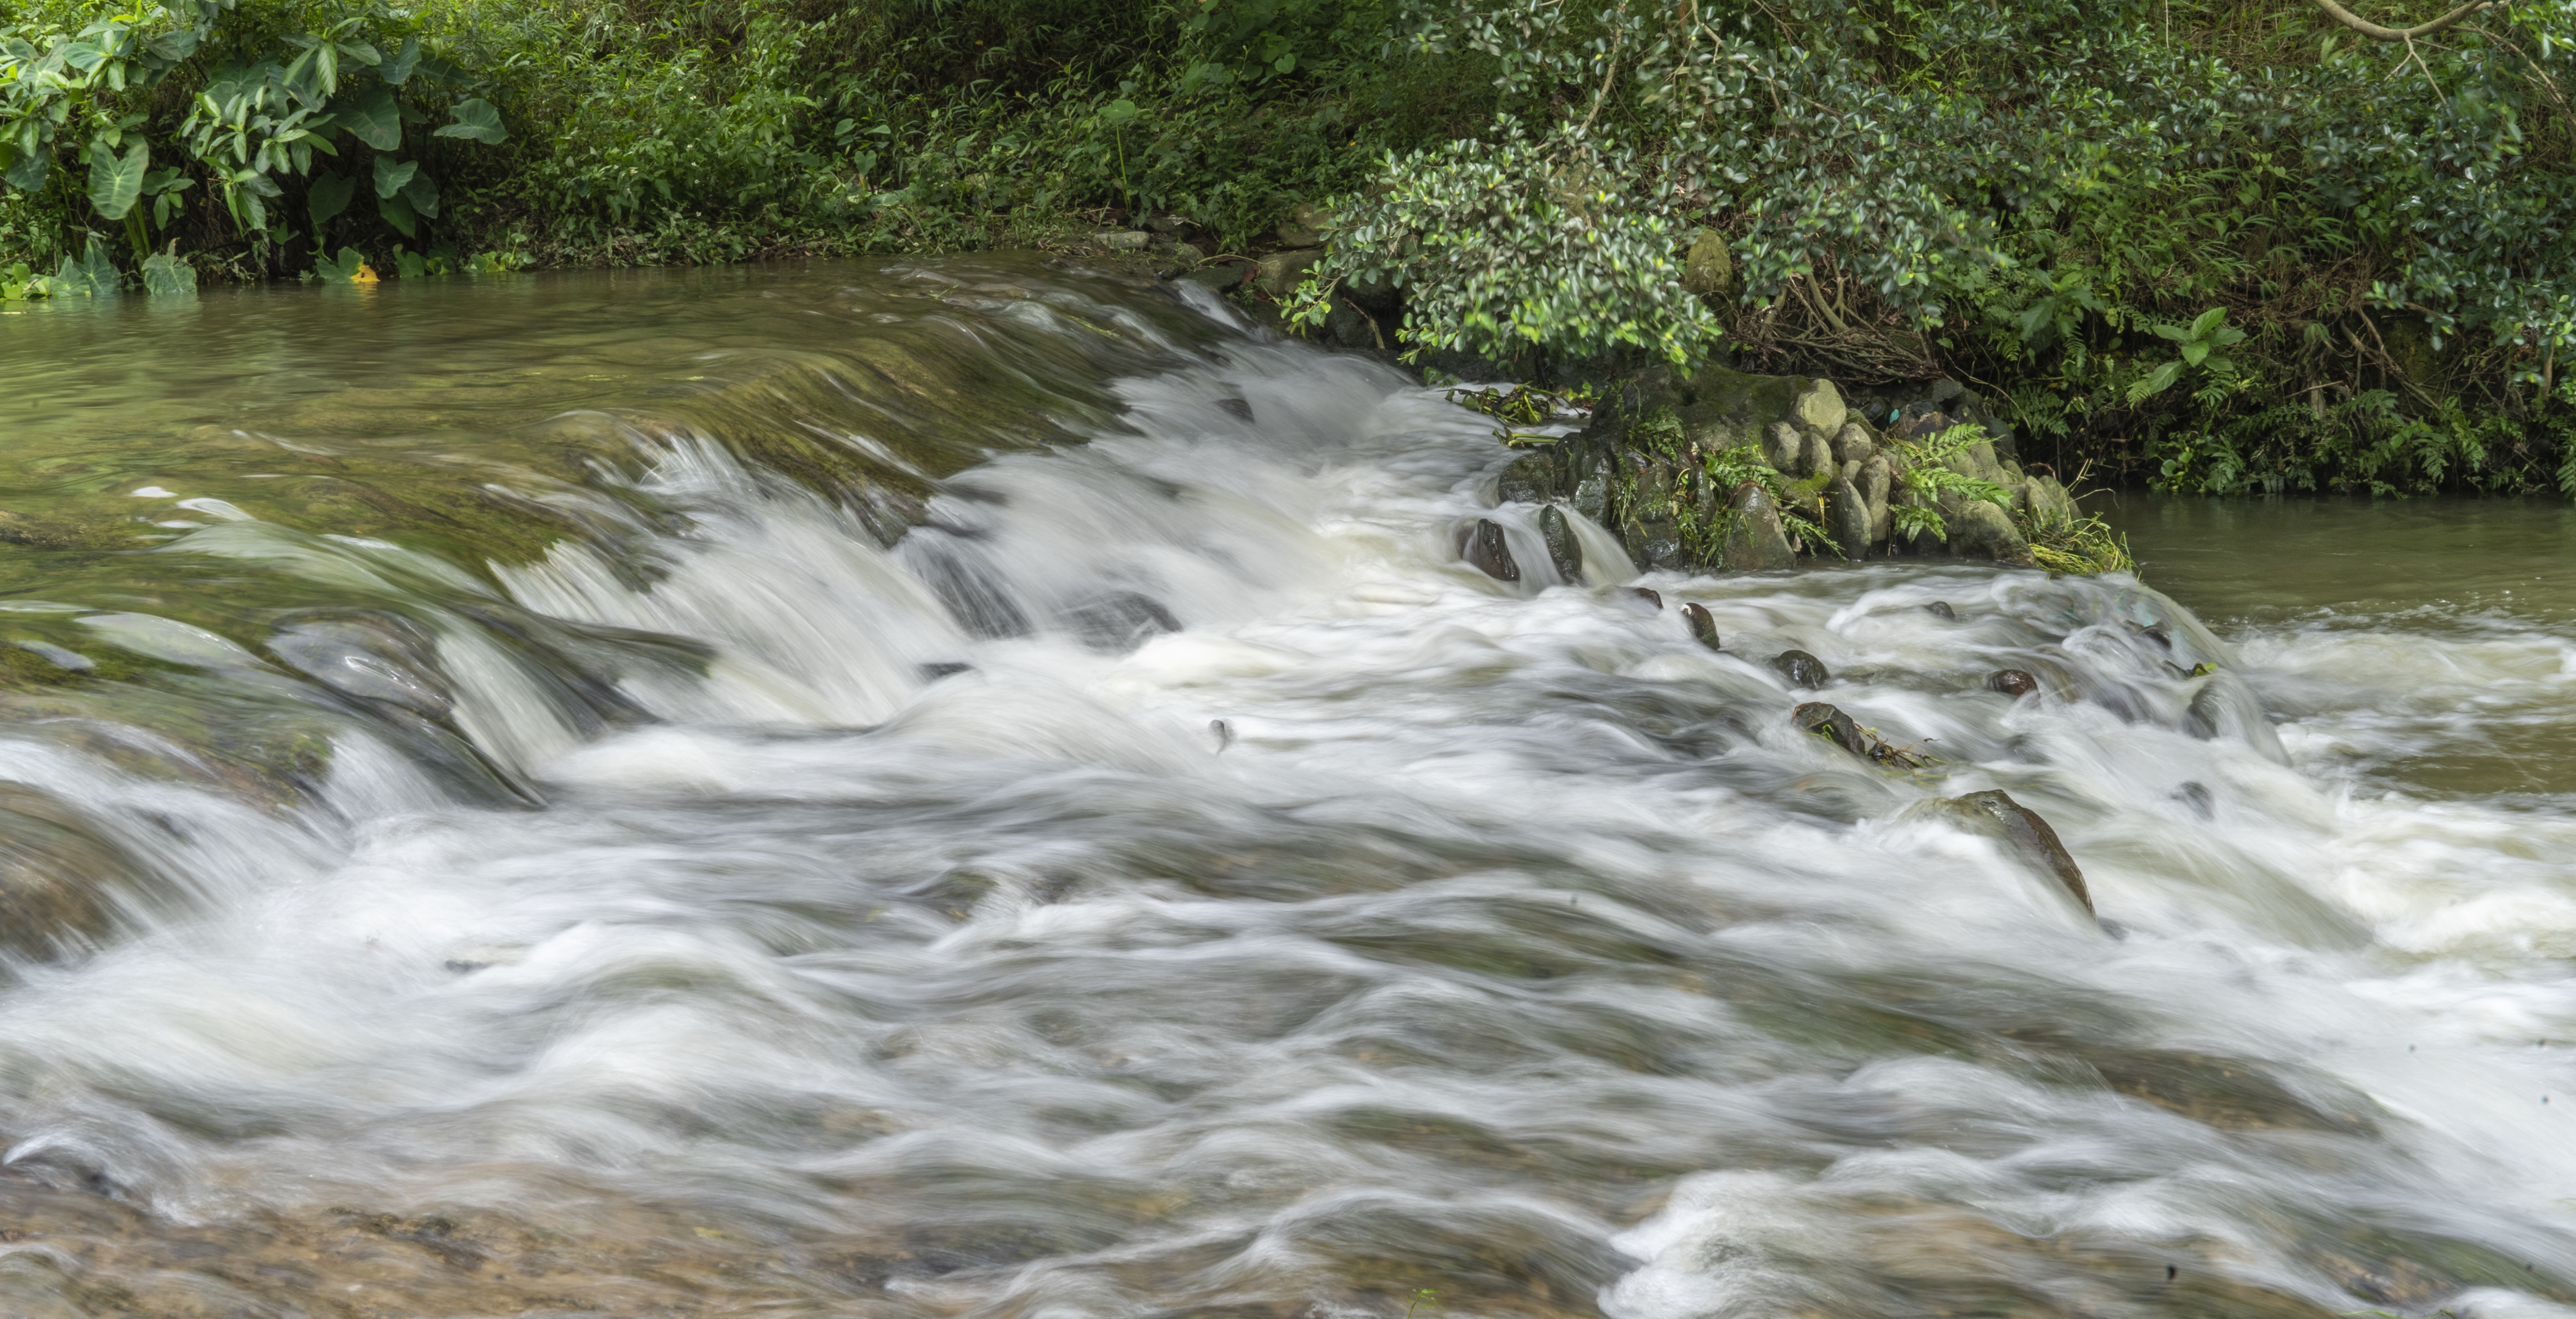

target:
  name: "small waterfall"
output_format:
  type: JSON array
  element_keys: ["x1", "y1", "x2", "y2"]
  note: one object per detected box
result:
[{"x1": 0, "y1": 260, "x2": 2567, "y2": 1318}]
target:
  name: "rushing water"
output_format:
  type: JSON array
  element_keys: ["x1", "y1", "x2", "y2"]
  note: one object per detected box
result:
[{"x1": 0, "y1": 261, "x2": 2570, "y2": 1319}]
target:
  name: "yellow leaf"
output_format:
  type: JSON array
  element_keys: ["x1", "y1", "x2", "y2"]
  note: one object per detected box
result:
[{"x1": 349, "y1": 262, "x2": 380, "y2": 284}]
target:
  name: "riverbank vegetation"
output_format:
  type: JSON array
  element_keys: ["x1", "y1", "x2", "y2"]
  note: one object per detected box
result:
[{"x1": 4, "y1": 0, "x2": 2573, "y2": 499}]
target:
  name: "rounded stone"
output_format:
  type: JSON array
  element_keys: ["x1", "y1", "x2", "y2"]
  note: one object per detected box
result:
[
  {"x1": 1987, "y1": 669, "x2": 2038, "y2": 698},
  {"x1": 1772, "y1": 649, "x2": 1829, "y2": 688}
]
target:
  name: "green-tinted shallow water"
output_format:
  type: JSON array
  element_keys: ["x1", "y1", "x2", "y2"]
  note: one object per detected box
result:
[
  {"x1": 2106, "y1": 495, "x2": 2576, "y2": 799},
  {"x1": 0, "y1": 265, "x2": 2571, "y2": 1319}
]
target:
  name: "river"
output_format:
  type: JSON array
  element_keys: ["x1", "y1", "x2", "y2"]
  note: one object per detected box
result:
[{"x1": 0, "y1": 260, "x2": 2569, "y2": 1318}]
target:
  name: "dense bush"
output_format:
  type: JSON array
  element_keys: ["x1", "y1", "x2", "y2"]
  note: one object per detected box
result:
[{"x1": 4, "y1": 0, "x2": 2573, "y2": 497}]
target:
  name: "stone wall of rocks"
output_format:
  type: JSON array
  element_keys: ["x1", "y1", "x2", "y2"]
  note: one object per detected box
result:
[{"x1": 1496, "y1": 361, "x2": 2079, "y2": 574}]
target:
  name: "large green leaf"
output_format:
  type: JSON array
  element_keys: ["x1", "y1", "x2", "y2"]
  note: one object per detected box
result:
[
  {"x1": 371, "y1": 155, "x2": 417, "y2": 200},
  {"x1": 3, "y1": 144, "x2": 46, "y2": 194},
  {"x1": 380, "y1": 36, "x2": 421, "y2": 86},
  {"x1": 86, "y1": 139, "x2": 146, "y2": 220},
  {"x1": 342, "y1": 86, "x2": 401, "y2": 151},
  {"x1": 308, "y1": 170, "x2": 355, "y2": 230},
  {"x1": 432, "y1": 98, "x2": 506, "y2": 145},
  {"x1": 140, "y1": 252, "x2": 195, "y2": 297},
  {"x1": 399, "y1": 169, "x2": 439, "y2": 219},
  {"x1": 378, "y1": 190, "x2": 416, "y2": 238}
]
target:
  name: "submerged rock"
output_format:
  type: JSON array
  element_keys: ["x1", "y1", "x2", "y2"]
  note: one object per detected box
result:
[
  {"x1": 1986, "y1": 669, "x2": 2038, "y2": 699},
  {"x1": 1771, "y1": 649, "x2": 1829, "y2": 688},
  {"x1": 1921, "y1": 789, "x2": 2094, "y2": 915},
  {"x1": 1683, "y1": 602, "x2": 1721, "y2": 650},
  {"x1": 1537, "y1": 504, "x2": 1584, "y2": 581},
  {"x1": 1461, "y1": 518, "x2": 1520, "y2": 582},
  {"x1": 1629, "y1": 587, "x2": 1663, "y2": 609},
  {"x1": 1924, "y1": 600, "x2": 1956, "y2": 620},
  {"x1": 1062, "y1": 592, "x2": 1179, "y2": 652}
]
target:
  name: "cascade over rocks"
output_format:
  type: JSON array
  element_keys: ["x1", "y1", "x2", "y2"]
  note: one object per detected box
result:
[
  {"x1": 1915, "y1": 789, "x2": 2095, "y2": 916},
  {"x1": 1493, "y1": 355, "x2": 2075, "y2": 575}
]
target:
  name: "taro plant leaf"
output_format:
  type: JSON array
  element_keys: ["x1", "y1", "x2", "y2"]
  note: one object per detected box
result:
[
  {"x1": 398, "y1": 169, "x2": 438, "y2": 219},
  {"x1": 86, "y1": 139, "x2": 147, "y2": 220},
  {"x1": 308, "y1": 168, "x2": 355, "y2": 231},
  {"x1": 140, "y1": 251, "x2": 194, "y2": 296},
  {"x1": 371, "y1": 155, "x2": 416, "y2": 199},
  {"x1": 395, "y1": 247, "x2": 425, "y2": 279},
  {"x1": 3, "y1": 145, "x2": 47, "y2": 194},
  {"x1": 380, "y1": 36, "x2": 420, "y2": 86},
  {"x1": 378, "y1": 189, "x2": 416, "y2": 237},
  {"x1": 342, "y1": 85, "x2": 401, "y2": 150},
  {"x1": 432, "y1": 97, "x2": 505, "y2": 144}
]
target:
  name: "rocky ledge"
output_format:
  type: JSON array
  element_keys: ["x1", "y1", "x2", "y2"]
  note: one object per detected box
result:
[{"x1": 1495, "y1": 361, "x2": 2084, "y2": 574}]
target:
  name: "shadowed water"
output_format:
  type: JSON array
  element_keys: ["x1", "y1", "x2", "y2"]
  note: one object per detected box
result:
[{"x1": 0, "y1": 262, "x2": 2570, "y2": 1319}]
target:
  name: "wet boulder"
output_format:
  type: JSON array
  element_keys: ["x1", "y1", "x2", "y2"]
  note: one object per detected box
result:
[
  {"x1": 1537, "y1": 504, "x2": 1584, "y2": 581},
  {"x1": 1722, "y1": 483, "x2": 1796, "y2": 570},
  {"x1": 1987, "y1": 669, "x2": 2038, "y2": 698},
  {"x1": 1924, "y1": 600, "x2": 1956, "y2": 620},
  {"x1": 1949, "y1": 501, "x2": 2033, "y2": 565},
  {"x1": 0, "y1": 786, "x2": 154, "y2": 965},
  {"x1": 1826, "y1": 474, "x2": 1871, "y2": 560},
  {"x1": 1062, "y1": 591, "x2": 1180, "y2": 652},
  {"x1": 1253, "y1": 249, "x2": 1323, "y2": 297},
  {"x1": 1859, "y1": 454, "x2": 1893, "y2": 543},
  {"x1": 1920, "y1": 789, "x2": 2094, "y2": 915},
  {"x1": 1629, "y1": 587, "x2": 1662, "y2": 609},
  {"x1": 1682, "y1": 603, "x2": 1721, "y2": 651},
  {"x1": 1459, "y1": 518, "x2": 1521, "y2": 582},
  {"x1": 1792, "y1": 701, "x2": 1872, "y2": 757},
  {"x1": 1771, "y1": 649, "x2": 1830, "y2": 688}
]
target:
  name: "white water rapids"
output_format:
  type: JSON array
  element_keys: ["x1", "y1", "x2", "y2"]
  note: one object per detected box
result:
[{"x1": 0, "y1": 264, "x2": 2570, "y2": 1317}]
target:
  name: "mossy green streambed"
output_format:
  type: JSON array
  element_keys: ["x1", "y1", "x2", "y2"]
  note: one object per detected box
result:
[{"x1": 0, "y1": 261, "x2": 2570, "y2": 1319}]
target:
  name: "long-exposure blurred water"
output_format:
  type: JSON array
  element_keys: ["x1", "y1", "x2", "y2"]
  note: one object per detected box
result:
[{"x1": 0, "y1": 261, "x2": 2570, "y2": 1319}]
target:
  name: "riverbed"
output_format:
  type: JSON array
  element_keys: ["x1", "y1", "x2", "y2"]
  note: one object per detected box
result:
[{"x1": 0, "y1": 261, "x2": 2569, "y2": 1318}]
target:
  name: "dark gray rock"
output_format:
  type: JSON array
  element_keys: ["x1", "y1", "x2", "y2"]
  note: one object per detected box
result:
[
  {"x1": 1986, "y1": 669, "x2": 2038, "y2": 698},
  {"x1": 1683, "y1": 602, "x2": 1720, "y2": 650},
  {"x1": 1826, "y1": 475, "x2": 1871, "y2": 560},
  {"x1": 1924, "y1": 789, "x2": 2094, "y2": 916},
  {"x1": 1950, "y1": 500, "x2": 2033, "y2": 565},
  {"x1": 1722, "y1": 482, "x2": 1797, "y2": 570},
  {"x1": 1832, "y1": 421, "x2": 1876, "y2": 466},
  {"x1": 1792, "y1": 701, "x2": 1871, "y2": 757},
  {"x1": 1537, "y1": 504, "x2": 1583, "y2": 581},
  {"x1": 1762, "y1": 421, "x2": 1804, "y2": 473},
  {"x1": 1461, "y1": 518, "x2": 1520, "y2": 582},
  {"x1": 1630, "y1": 587, "x2": 1662, "y2": 609},
  {"x1": 1924, "y1": 600, "x2": 1956, "y2": 620},
  {"x1": 2172, "y1": 780, "x2": 2214, "y2": 819},
  {"x1": 1771, "y1": 649, "x2": 1830, "y2": 688},
  {"x1": 1063, "y1": 592, "x2": 1180, "y2": 652}
]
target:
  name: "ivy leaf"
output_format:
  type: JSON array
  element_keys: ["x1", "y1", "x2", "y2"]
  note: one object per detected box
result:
[
  {"x1": 308, "y1": 169, "x2": 355, "y2": 230},
  {"x1": 432, "y1": 98, "x2": 506, "y2": 145},
  {"x1": 342, "y1": 86, "x2": 401, "y2": 151},
  {"x1": 371, "y1": 155, "x2": 417, "y2": 200},
  {"x1": 86, "y1": 139, "x2": 147, "y2": 220}
]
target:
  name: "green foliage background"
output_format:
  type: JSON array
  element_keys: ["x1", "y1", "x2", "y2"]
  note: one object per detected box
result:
[{"x1": 5, "y1": 0, "x2": 2575, "y2": 498}]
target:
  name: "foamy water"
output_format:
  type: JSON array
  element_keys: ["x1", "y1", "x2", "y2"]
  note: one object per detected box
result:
[{"x1": 0, "y1": 263, "x2": 2568, "y2": 1317}]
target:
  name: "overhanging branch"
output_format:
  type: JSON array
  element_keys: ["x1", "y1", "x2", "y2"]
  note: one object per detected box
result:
[{"x1": 2311, "y1": 0, "x2": 2493, "y2": 42}]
